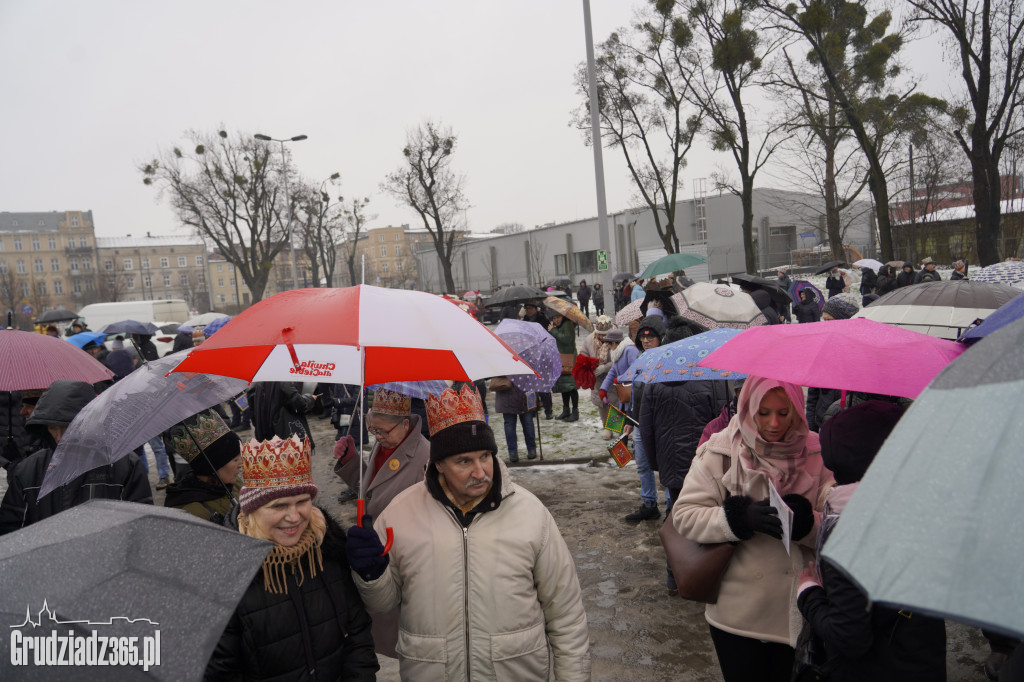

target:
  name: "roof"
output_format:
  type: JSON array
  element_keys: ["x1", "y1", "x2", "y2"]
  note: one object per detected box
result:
[
  {"x1": 95, "y1": 234, "x2": 205, "y2": 248},
  {"x1": 0, "y1": 211, "x2": 93, "y2": 233},
  {"x1": 898, "y1": 198, "x2": 1024, "y2": 225}
]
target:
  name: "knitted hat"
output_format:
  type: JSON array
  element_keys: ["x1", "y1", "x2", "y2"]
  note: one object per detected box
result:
[
  {"x1": 822, "y1": 297, "x2": 857, "y2": 320},
  {"x1": 820, "y1": 401, "x2": 904, "y2": 485},
  {"x1": 239, "y1": 435, "x2": 318, "y2": 514},
  {"x1": 603, "y1": 328, "x2": 624, "y2": 343},
  {"x1": 594, "y1": 315, "x2": 614, "y2": 332},
  {"x1": 369, "y1": 387, "x2": 411, "y2": 416},
  {"x1": 425, "y1": 385, "x2": 496, "y2": 462},
  {"x1": 921, "y1": 256, "x2": 935, "y2": 266},
  {"x1": 168, "y1": 409, "x2": 241, "y2": 477}
]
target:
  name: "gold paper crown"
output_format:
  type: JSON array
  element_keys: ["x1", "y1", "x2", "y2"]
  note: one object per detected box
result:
[
  {"x1": 370, "y1": 387, "x2": 411, "y2": 416},
  {"x1": 241, "y1": 435, "x2": 313, "y2": 490},
  {"x1": 425, "y1": 385, "x2": 486, "y2": 437},
  {"x1": 169, "y1": 409, "x2": 231, "y2": 462}
]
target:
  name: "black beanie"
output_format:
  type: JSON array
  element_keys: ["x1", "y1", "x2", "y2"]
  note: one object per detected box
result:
[
  {"x1": 820, "y1": 400, "x2": 905, "y2": 485},
  {"x1": 430, "y1": 420, "x2": 497, "y2": 463}
]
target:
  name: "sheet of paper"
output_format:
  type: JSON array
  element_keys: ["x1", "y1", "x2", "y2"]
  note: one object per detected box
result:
[{"x1": 768, "y1": 480, "x2": 794, "y2": 555}]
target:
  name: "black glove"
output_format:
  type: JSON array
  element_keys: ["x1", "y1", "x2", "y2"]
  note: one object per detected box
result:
[
  {"x1": 346, "y1": 515, "x2": 389, "y2": 581},
  {"x1": 723, "y1": 495, "x2": 782, "y2": 540},
  {"x1": 783, "y1": 493, "x2": 815, "y2": 541}
]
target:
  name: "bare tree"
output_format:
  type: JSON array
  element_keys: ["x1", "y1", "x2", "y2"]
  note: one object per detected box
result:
[
  {"x1": 338, "y1": 197, "x2": 374, "y2": 287},
  {"x1": 95, "y1": 259, "x2": 133, "y2": 302},
  {"x1": 381, "y1": 121, "x2": 469, "y2": 294},
  {"x1": 0, "y1": 267, "x2": 27, "y2": 329},
  {"x1": 574, "y1": 2, "x2": 703, "y2": 254},
  {"x1": 141, "y1": 129, "x2": 289, "y2": 303},
  {"x1": 295, "y1": 173, "x2": 344, "y2": 288},
  {"x1": 527, "y1": 238, "x2": 549, "y2": 287},
  {"x1": 177, "y1": 268, "x2": 210, "y2": 311}
]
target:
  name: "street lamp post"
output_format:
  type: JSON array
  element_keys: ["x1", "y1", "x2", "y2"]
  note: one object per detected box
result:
[{"x1": 254, "y1": 133, "x2": 307, "y2": 290}]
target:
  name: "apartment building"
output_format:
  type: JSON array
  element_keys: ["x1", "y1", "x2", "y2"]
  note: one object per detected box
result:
[
  {"x1": 338, "y1": 224, "x2": 432, "y2": 288},
  {"x1": 95, "y1": 234, "x2": 209, "y2": 310}
]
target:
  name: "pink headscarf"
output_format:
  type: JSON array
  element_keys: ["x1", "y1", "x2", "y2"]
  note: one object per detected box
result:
[{"x1": 726, "y1": 376, "x2": 823, "y2": 497}]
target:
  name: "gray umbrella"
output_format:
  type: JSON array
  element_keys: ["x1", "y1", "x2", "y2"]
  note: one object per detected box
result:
[
  {"x1": 823, "y1": 314, "x2": 1024, "y2": 639},
  {"x1": 36, "y1": 308, "x2": 79, "y2": 323},
  {"x1": 485, "y1": 285, "x2": 547, "y2": 307},
  {"x1": 39, "y1": 351, "x2": 249, "y2": 498},
  {"x1": 0, "y1": 500, "x2": 270, "y2": 681}
]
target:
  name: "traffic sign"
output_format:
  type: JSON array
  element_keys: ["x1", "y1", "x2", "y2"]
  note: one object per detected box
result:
[{"x1": 597, "y1": 250, "x2": 609, "y2": 271}]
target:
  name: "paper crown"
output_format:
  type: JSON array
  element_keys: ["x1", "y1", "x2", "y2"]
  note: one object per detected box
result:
[
  {"x1": 426, "y1": 385, "x2": 486, "y2": 437},
  {"x1": 370, "y1": 387, "x2": 411, "y2": 416},
  {"x1": 168, "y1": 409, "x2": 231, "y2": 463},
  {"x1": 241, "y1": 435, "x2": 313, "y2": 490}
]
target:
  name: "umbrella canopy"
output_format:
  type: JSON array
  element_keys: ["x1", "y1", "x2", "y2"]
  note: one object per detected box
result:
[
  {"x1": 39, "y1": 351, "x2": 250, "y2": 497},
  {"x1": 170, "y1": 285, "x2": 532, "y2": 385},
  {"x1": 788, "y1": 280, "x2": 825, "y2": 310},
  {"x1": 971, "y1": 260, "x2": 1024, "y2": 286},
  {"x1": 622, "y1": 328, "x2": 747, "y2": 383},
  {"x1": 65, "y1": 331, "x2": 109, "y2": 349},
  {"x1": 485, "y1": 285, "x2": 547, "y2": 308},
  {"x1": 814, "y1": 260, "x2": 848, "y2": 275},
  {"x1": 886, "y1": 259, "x2": 907, "y2": 269},
  {"x1": 830, "y1": 291, "x2": 862, "y2": 310},
  {"x1": 697, "y1": 317, "x2": 965, "y2": 398},
  {"x1": 99, "y1": 319, "x2": 159, "y2": 335},
  {"x1": 35, "y1": 308, "x2": 78, "y2": 323},
  {"x1": 822, "y1": 315, "x2": 1024, "y2": 639},
  {"x1": 202, "y1": 316, "x2": 232, "y2": 336},
  {"x1": 614, "y1": 299, "x2": 644, "y2": 326},
  {"x1": 959, "y1": 292, "x2": 1024, "y2": 344},
  {"x1": 0, "y1": 329, "x2": 113, "y2": 391},
  {"x1": 366, "y1": 380, "x2": 448, "y2": 401},
  {"x1": 612, "y1": 272, "x2": 636, "y2": 283},
  {"x1": 853, "y1": 280, "x2": 1020, "y2": 339},
  {"x1": 670, "y1": 282, "x2": 768, "y2": 331},
  {"x1": 181, "y1": 312, "x2": 230, "y2": 328},
  {"x1": 637, "y1": 252, "x2": 708, "y2": 280},
  {"x1": 730, "y1": 274, "x2": 791, "y2": 309},
  {"x1": 853, "y1": 258, "x2": 884, "y2": 271},
  {"x1": 0, "y1": 500, "x2": 270, "y2": 681},
  {"x1": 494, "y1": 319, "x2": 561, "y2": 392},
  {"x1": 546, "y1": 277, "x2": 572, "y2": 287},
  {"x1": 543, "y1": 296, "x2": 593, "y2": 331}
]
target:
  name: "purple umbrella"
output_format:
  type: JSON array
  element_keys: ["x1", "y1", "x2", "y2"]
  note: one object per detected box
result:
[
  {"x1": 494, "y1": 319, "x2": 560, "y2": 393},
  {"x1": 789, "y1": 280, "x2": 825, "y2": 311}
]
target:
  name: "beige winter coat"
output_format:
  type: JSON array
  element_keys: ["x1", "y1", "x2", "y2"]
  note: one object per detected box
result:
[
  {"x1": 355, "y1": 459, "x2": 592, "y2": 681},
  {"x1": 672, "y1": 432, "x2": 832, "y2": 646}
]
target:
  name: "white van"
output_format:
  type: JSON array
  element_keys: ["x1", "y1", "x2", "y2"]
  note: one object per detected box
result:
[{"x1": 78, "y1": 299, "x2": 190, "y2": 331}]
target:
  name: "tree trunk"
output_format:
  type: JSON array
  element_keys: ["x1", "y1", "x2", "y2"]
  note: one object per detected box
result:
[
  {"x1": 741, "y1": 183, "x2": 756, "y2": 273},
  {"x1": 972, "y1": 144, "x2": 1003, "y2": 266},
  {"x1": 825, "y1": 100, "x2": 843, "y2": 260}
]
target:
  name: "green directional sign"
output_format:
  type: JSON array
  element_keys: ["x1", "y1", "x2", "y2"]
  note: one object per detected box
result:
[{"x1": 597, "y1": 249, "x2": 609, "y2": 271}]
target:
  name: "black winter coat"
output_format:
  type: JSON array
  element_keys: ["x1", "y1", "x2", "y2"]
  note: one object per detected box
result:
[
  {"x1": 640, "y1": 380, "x2": 728, "y2": 489},
  {"x1": 859, "y1": 268, "x2": 877, "y2": 293},
  {"x1": 875, "y1": 273, "x2": 897, "y2": 295},
  {"x1": 798, "y1": 559, "x2": 946, "y2": 682},
  {"x1": 251, "y1": 382, "x2": 315, "y2": 450},
  {"x1": 795, "y1": 299, "x2": 821, "y2": 323},
  {"x1": 896, "y1": 266, "x2": 916, "y2": 288},
  {"x1": 0, "y1": 391, "x2": 35, "y2": 469},
  {"x1": 805, "y1": 387, "x2": 840, "y2": 432},
  {"x1": 825, "y1": 274, "x2": 845, "y2": 297},
  {"x1": 914, "y1": 268, "x2": 942, "y2": 284},
  {"x1": 206, "y1": 508, "x2": 378, "y2": 681}
]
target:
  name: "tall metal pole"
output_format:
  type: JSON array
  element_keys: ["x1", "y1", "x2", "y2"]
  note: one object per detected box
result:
[
  {"x1": 278, "y1": 141, "x2": 300, "y2": 290},
  {"x1": 583, "y1": 0, "x2": 613, "y2": 308}
]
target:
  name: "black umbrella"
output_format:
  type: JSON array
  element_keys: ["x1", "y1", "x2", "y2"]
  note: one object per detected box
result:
[
  {"x1": 546, "y1": 277, "x2": 572, "y2": 287},
  {"x1": 730, "y1": 274, "x2": 792, "y2": 309},
  {"x1": 0, "y1": 500, "x2": 270, "y2": 681},
  {"x1": 99, "y1": 319, "x2": 160, "y2": 335},
  {"x1": 612, "y1": 272, "x2": 636, "y2": 283},
  {"x1": 35, "y1": 308, "x2": 79, "y2": 323},
  {"x1": 814, "y1": 260, "x2": 848, "y2": 275},
  {"x1": 485, "y1": 285, "x2": 547, "y2": 307}
]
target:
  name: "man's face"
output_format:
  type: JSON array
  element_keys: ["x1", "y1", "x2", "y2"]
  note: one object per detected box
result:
[
  {"x1": 19, "y1": 401, "x2": 37, "y2": 419},
  {"x1": 523, "y1": 304, "x2": 537, "y2": 316},
  {"x1": 435, "y1": 450, "x2": 494, "y2": 507},
  {"x1": 925, "y1": 263, "x2": 936, "y2": 271}
]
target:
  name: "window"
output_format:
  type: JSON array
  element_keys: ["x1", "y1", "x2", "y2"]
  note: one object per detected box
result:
[
  {"x1": 231, "y1": 293, "x2": 237, "y2": 303},
  {"x1": 69, "y1": 257, "x2": 79, "y2": 272},
  {"x1": 218, "y1": 278, "x2": 224, "y2": 288},
  {"x1": 36, "y1": 281, "x2": 46, "y2": 296},
  {"x1": 20, "y1": 282, "x2": 29, "y2": 297},
  {"x1": 126, "y1": 276, "x2": 135, "y2": 288},
  {"x1": 379, "y1": 234, "x2": 385, "y2": 242},
  {"x1": 141, "y1": 257, "x2": 150, "y2": 269},
  {"x1": 217, "y1": 264, "x2": 223, "y2": 272},
  {"x1": 34, "y1": 259, "x2": 43, "y2": 273},
  {"x1": 73, "y1": 279, "x2": 81, "y2": 294},
  {"x1": 48, "y1": 237, "x2": 56, "y2": 249},
  {"x1": 380, "y1": 246, "x2": 387, "y2": 257},
  {"x1": 554, "y1": 254, "x2": 568, "y2": 275},
  {"x1": 218, "y1": 294, "x2": 226, "y2": 304},
  {"x1": 229, "y1": 277, "x2": 235, "y2": 286},
  {"x1": 395, "y1": 233, "x2": 400, "y2": 241},
  {"x1": 195, "y1": 255, "x2": 204, "y2": 266},
  {"x1": 395, "y1": 245, "x2": 402, "y2": 257},
  {"x1": 53, "y1": 280, "x2": 63, "y2": 294},
  {"x1": 178, "y1": 256, "x2": 186, "y2": 267},
  {"x1": 197, "y1": 273, "x2": 205, "y2": 285},
  {"x1": 67, "y1": 238, "x2": 75, "y2": 249},
  {"x1": 103, "y1": 259, "x2": 113, "y2": 272},
  {"x1": 180, "y1": 273, "x2": 188, "y2": 285},
  {"x1": 11, "y1": 220, "x2": 17, "y2": 227},
  {"x1": 81, "y1": 258, "x2": 91, "y2": 271},
  {"x1": 163, "y1": 275, "x2": 172, "y2": 287},
  {"x1": 143, "y1": 275, "x2": 152, "y2": 288},
  {"x1": 0, "y1": 239, "x2": 4, "y2": 251},
  {"x1": 397, "y1": 261, "x2": 403, "y2": 273},
  {"x1": 14, "y1": 238, "x2": 22, "y2": 251},
  {"x1": 85, "y1": 279, "x2": 94, "y2": 292},
  {"x1": 123, "y1": 258, "x2": 133, "y2": 270},
  {"x1": 31, "y1": 237, "x2": 40, "y2": 250},
  {"x1": 382, "y1": 262, "x2": 389, "y2": 273},
  {"x1": 572, "y1": 250, "x2": 598, "y2": 273},
  {"x1": 0, "y1": 261, "x2": 6, "y2": 274},
  {"x1": 160, "y1": 257, "x2": 169, "y2": 268},
  {"x1": 71, "y1": 216, "x2": 79, "y2": 227},
  {"x1": 16, "y1": 260, "x2": 26, "y2": 274},
  {"x1": 79, "y1": 237, "x2": 87, "y2": 248},
  {"x1": 50, "y1": 258, "x2": 60, "y2": 272}
]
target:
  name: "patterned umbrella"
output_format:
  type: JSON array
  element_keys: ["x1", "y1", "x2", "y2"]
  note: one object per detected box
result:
[
  {"x1": 614, "y1": 299, "x2": 644, "y2": 326},
  {"x1": 0, "y1": 329, "x2": 113, "y2": 391},
  {"x1": 543, "y1": 296, "x2": 593, "y2": 331},
  {"x1": 669, "y1": 282, "x2": 768, "y2": 331},
  {"x1": 971, "y1": 260, "x2": 1024, "y2": 286},
  {"x1": 788, "y1": 280, "x2": 825, "y2": 311},
  {"x1": 203, "y1": 316, "x2": 232, "y2": 336},
  {"x1": 622, "y1": 328, "x2": 747, "y2": 383},
  {"x1": 494, "y1": 319, "x2": 560, "y2": 392},
  {"x1": 366, "y1": 380, "x2": 448, "y2": 401}
]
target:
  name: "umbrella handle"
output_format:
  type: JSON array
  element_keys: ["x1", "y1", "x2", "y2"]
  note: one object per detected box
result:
[{"x1": 356, "y1": 498, "x2": 395, "y2": 556}]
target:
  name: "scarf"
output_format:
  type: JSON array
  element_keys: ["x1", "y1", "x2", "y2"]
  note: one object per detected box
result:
[
  {"x1": 438, "y1": 473, "x2": 492, "y2": 514},
  {"x1": 239, "y1": 507, "x2": 327, "y2": 595},
  {"x1": 717, "y1": 376, "x2": 824, "y2": 498}
]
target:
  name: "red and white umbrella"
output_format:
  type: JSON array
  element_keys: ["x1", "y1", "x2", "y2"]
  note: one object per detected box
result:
[
  {"x1": 171, "y1": 286, "x2": 533, "y2": 384},
  {"x1": 0, "y1": 329, "x2": 113, "y2": 391}
]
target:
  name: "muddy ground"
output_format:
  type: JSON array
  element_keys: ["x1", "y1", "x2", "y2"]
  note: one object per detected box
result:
[{"x1": 145, "y1": 389, "x2": 990, "y2": 681}]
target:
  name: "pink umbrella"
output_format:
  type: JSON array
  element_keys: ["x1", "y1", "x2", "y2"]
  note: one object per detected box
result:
[
  {"x1": 696, "y1": 318, "x2": 965, "y2": 399},
  {"x1": 0, "y1": 329, "x2": 113, "y2": 391}
]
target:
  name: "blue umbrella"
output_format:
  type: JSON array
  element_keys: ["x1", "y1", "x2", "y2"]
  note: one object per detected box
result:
[
  {"x1": 366, "y1": 380, "x2": 448, "y2": 401},
  {"x1": 622, "y1": 328, "x2": 747, "y2": 383},
  {"x1": 958, "y1": 292, "x2": 1024, "y2": 344},
  {"x1": 99, "y1": 319, "x2": 158, "y2": 335},
  {"x1": 494, "y1": 318, "x2": 560, "y2": 392},
  {"x1": 64, "y1": 331, "x2": 108, "y2": 349},
  {"x1": 203, "y1": 316, "x2": 232, "y2": 336}
]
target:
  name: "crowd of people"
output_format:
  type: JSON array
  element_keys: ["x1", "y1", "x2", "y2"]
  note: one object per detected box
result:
[{"x1": 1, "y1": 265, "x2": 1020, "y2": 681}]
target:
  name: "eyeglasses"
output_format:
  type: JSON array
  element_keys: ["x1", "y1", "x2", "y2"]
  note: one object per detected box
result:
[{"x1": 367, "y1": 421, "x2": 402, "y2": 439}]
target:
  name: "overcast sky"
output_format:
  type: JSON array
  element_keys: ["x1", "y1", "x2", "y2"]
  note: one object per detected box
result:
[{"x1": 0, "y1": 1, "x2": 949, "y2": 239}]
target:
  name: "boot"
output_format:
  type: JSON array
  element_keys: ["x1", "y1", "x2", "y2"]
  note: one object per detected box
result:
[
  {"x1": 624, "y1": 503, "x2": 660, "y2": 522},
  {"x1": 565, "y1": 409, "x2": 579, "y2": 422},
  {"x1": 527, "y1": 450, "x2": 537, "y2": 460},
  {"x1": 555, "y1": 405, "x2": 571, "y2": 420},
  {"x1": 508, "y1": 452, "x2": 519, "y2": 463},
  {"x1": 544, "y1": 409, "x2": 553, "y2": 420}
]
